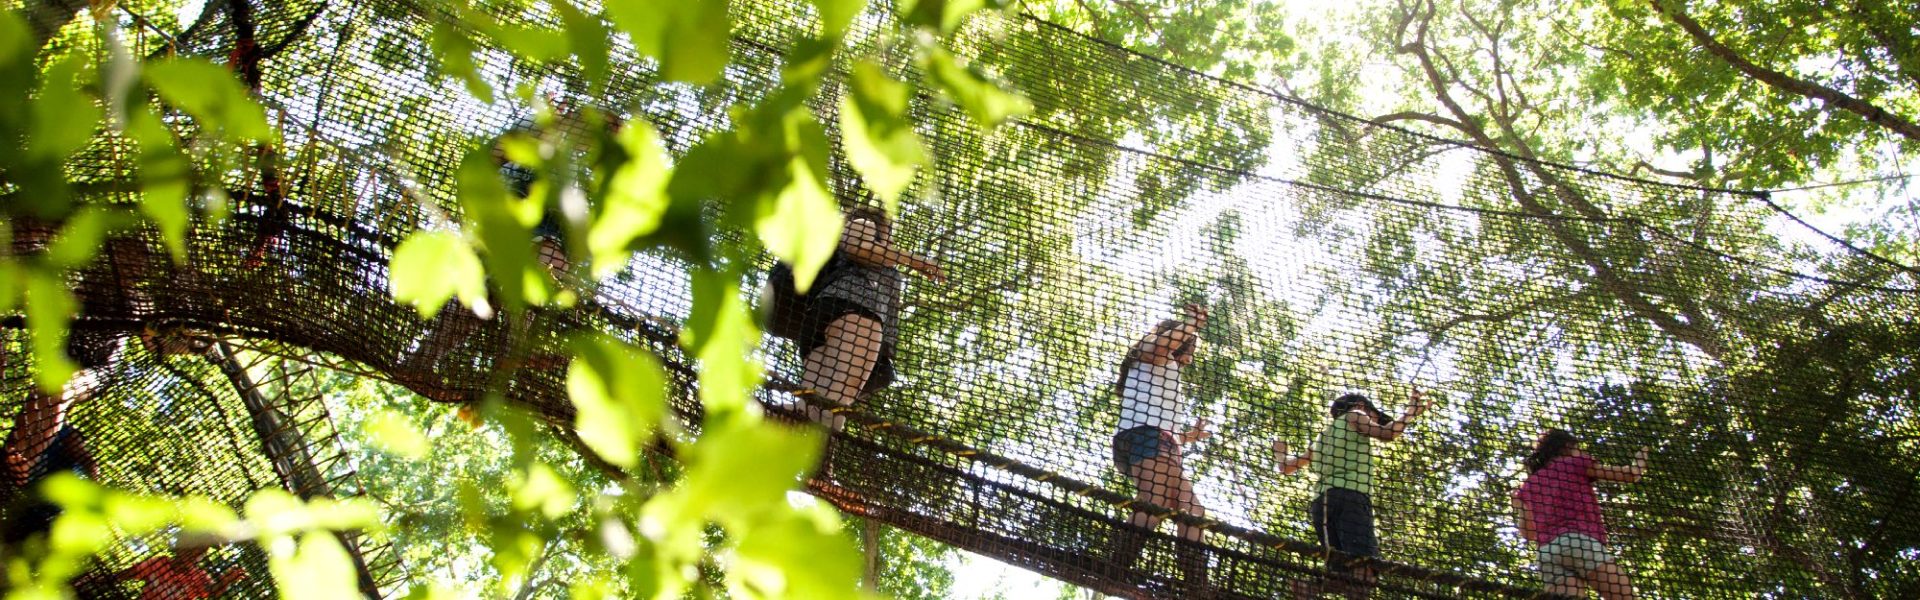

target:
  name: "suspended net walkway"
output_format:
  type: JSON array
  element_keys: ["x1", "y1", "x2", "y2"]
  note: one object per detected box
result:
[
  {"x1": 0, "y1": 329, "x2": 407, "y2": 597},
  {"x1": 6, "y1": 0, "x2": 1920, "y2": 597}
]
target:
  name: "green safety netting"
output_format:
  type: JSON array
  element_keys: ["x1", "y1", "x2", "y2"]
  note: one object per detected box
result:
[{"x1": 4, "y1": 0, "x2": 1919, "y2": 598}]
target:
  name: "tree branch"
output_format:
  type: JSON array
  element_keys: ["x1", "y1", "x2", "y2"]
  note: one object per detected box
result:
[
  {"x1": 1649, "y1": 0, "x2": 1920, "y2": 143},
  {"x1": 511, "y1": 545, "x2": 559, "y2": 600},
  {"x1": 1847, "y1": 0, "x2": 1920, "y2": 91},
  {"x1": 1109, "y1": 0, "x2": 1157, "y2": 27},
  {"x1": 20, "y1": 0, "x2": 88, "y2": 50},
  {"x1": 1397, "y1": 0, "x2": 1727, "y2": 359},
  {"x1": 1418, "y1": 289, "x2": 1595, "y2": 340},
  {"x1": 1629, "y1": 160, "x2": 1704, "y2": 181},
  {"x1": 1370, "y1": 111, "x2": 1467, "y2": 131}
]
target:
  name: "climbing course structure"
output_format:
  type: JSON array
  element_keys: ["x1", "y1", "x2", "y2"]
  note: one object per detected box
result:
[
  {"x1": 6, "y1": 0, "x2": 1920, "y2": 598},
  {"x1": 0, "y1": 330, "x2": 406, "y2": 597}
]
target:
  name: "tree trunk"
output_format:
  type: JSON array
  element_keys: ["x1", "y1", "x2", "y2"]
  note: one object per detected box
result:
[{"x1": 862, "y1": 519, "x2": 881, "y2": 591}]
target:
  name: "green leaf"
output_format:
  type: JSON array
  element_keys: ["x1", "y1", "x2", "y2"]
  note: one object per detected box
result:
[
  {"x1": 364, "y1": 409, "x2": 430, "y2": 460},
  {"x1": 605, "y1": 0, "x2": 667, "y2": 57},
  {"x1": 728, "y1": 505, "x2": 862, "y2": 599},
  {"x1": 127, "y1": 105, "x2": 192, "y2": 263},
  {"x1": 753, "y1": 112, "x2": 842, "y2": 292},
  {"x1": 144, "y1": 58, "x2": 273, "y2": 142},
  {"x1": 681, "y1": 421, "x2": 821, "y2": 526},
  {"x1": 389, "y1": 230, "x2": 488, "y2": 320},
  {"x1": 780, "y1": 37, "x2": 838, "y2": 85},
  {"x1": 43, "y1": 208, "x2": 123, "y2": 270},
  {"x1": 809, "y1": 0, "x2": 868, "y2": 36},
  {"x1": 926, "y1": 49, "x2": 1031, "y2": 130},
  {"x1": 431, "y1": 23, "x2": 492, "y2": 102},
  {"x1": 682, "y1": 270, "x2": 764, "y2": 415},
  {"x1": 840, "y1": 60, "x2": 927, "y2": 212},
  {"x1": 29, "y1": 53, "x2": 101, "y2": 161},
  {"x1": 100, "y1": 493, "x2": 181, "y2": 537},
  {"x1": 489, "y1": 528, "x2": 546, "y2": 596},
  {"x1": 566, "y1": 335, "x2": 668, "y2": 469},
  {"x1": 667, "y1": 0, "x2": 733, "y2": 84},
  {"x1": 0, "y1": 11, "x2": 30, "y2": 70},
  {"x1": 495, "y1": 25, "x2": 572, "y2": 63},
  {"x1": 898, "y1": 0, "x2": 988, "y2": 33},
  {"x1": 41, "y1": 474, "x2": 103, "y2": 511},
  {"x1": 511, "y1": 462, "x2": 578, "y2": 520},
  {"x1": 27, "y1": 269, "x2": 77, "y2": 393},
  {"x1": 560, "y1": 2, "x2": 613, "y2": 92},
  {"x1": 607, "y1": 0, "x2": 733, "y2": 84},
  {"x1": 243, "y1": 489, "x2": 382, "y2": 538},
  {"x1": 570, "y1": 577, "x2": 617, "y2": 600},
  {"x1": 269, "y1": 534, "x2": 362, "y2": 600},
  {"x1": 49, "y1": 510, "x2": 114, "y2": 557},
  {"x1": 176, "y1": 496, "x2": 241, "y2": 533},
  {"x1": 588, "y1": 121, "x2": 672, "y2": 279},
  {"x1": 458, "y1": 149, "x2": 548, "y2": 314},
  {"x1": 0, "y1": 257, "x2": 17, "y2": 316}
]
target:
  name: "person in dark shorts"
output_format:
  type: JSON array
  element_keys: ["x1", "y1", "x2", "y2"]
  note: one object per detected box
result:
[
  {"x1": 1272, "y1": 390, "x2": 1429, "y2": 599},
  {"x1": 1106, "y1": 304, "x2": 1213, "y2": 596},
  {"x1": 493, "y1": 132, "x2": 570, "y2": 277},
  {"x1": 797, "y1": 206, "x2": 945, "y2": 433},
  {"x1": 1514, "y1": 429, "x2": 1646, "y2": 599},
  {"x1": 399, "y1": 116, "x2": 592, "y2": 392},
  {"x1": 2, "y1": 334, "x2": 112, "y2": 550}
]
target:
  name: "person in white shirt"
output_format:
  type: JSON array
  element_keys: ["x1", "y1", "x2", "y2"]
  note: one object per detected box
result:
[{"x1": 1107, "y1": 304, "x2": 1212, "y2": 595}]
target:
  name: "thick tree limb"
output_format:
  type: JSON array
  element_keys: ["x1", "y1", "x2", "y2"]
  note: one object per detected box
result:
[
  {"x1": 1418, "y1": 289, "x2": 1596, "y2": 340},
  {"x1": 1396, "y1": 0, "x2": 1727, "y2": 359},
  {"x1": 1629, "y1": 160, "x2": 1704, "y2": 181},
  {"x1": 19, "y1": 0, "x2": 88, "y2": 50},
  {"x1": 1370, "y1": 111, "x2": 1466, "y2": 130},
  {"x1": 1648, "y1": 0, "x2": 1920, "y2": 144}
]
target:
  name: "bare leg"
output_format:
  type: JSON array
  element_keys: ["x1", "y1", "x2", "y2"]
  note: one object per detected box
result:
[
  {"x1": 536, "y1": 238, "x2": 568, "y2": 276},
  {"x1": 1546, "y1": 579, "x2": 1588, "y2": 598},
  {"x1": 1126, "y1": 452, "x2": 1210, "y2": 595},
  {"x1": 1291, "y1": 577, "x2": 1321, "y2": 600},
  {"x1": 800, "y1": 314, "x2": 882, "y2": 432},
  {"x1": 1340, "y1": 565, "x2": 1374, "y2": 600},
  {"x1": 1587, "y1": 560, "x2": 1634, "y2": 600},
  {"x1": 1110, "y1": 454, "x2": 1179, "y2": 576},
  {"x1": 2, "y1": 393, "x2": 65, "y2": 487},
  {"x1": 1162, "y1": 454, "x2": 1209, "y2": 596}
]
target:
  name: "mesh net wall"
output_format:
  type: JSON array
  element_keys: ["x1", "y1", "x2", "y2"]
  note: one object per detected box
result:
[
  {"x1": 5, "y1": 0, "x2": 1920, "y2": 598},
  {"x1": 0, "y1": 330, "x2": 405, "y2": 597}
]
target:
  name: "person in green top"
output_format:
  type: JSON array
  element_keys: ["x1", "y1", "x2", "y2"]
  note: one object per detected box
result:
[{"x1": 1272, "y1": 390, "x2": 1429, "y2": 599}]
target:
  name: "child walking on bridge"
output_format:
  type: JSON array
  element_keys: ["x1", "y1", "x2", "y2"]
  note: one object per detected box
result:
[{"x1": 1272, "y1": 390, "x2": 1430, "y2": 599}]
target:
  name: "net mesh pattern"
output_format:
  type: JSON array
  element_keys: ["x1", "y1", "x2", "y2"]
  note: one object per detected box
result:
[
  {"x1": 5, "y1": 0, "x2": 1920, "y2": 597},
  {"x1": 1, "y1": 330, "x2": 406, "y2": 598}
]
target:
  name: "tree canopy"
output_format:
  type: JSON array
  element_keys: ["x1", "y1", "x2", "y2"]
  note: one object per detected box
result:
[{"x1": 2, "y1": 0, "x2": 1917, "y2": 598}]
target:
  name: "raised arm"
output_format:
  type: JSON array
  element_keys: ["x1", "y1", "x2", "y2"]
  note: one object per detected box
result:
[
  {"x1": 837, "y1": 215, "x2": 946, "y2": 282},
  {"x1": 1512, "y1": 495, "x2": 1536, "y2": 544},
  {"x1": 1178, "y1": 419, "x2": 1212, "y2": 445},
  {"x1": 2, "y1": 393, "x2": 65, "y2": 487},
  {"x1": 1348, "y1": 390, "x2": 1430, "y2": 442},
  {"x1": 1587, "y1": 446, "x2": 1649, "y2": 483},
  {"x1": 64, "y1": 430, "x2": 99, "y2": 479},
  {"x1": 213, "y1": 565, "x2": 250, "y2": 594},
  {"x1": 1272, "y1": 441, "x2": 1313, "y2": 476},
  {"x1": 1139, "y1": 304, "x2": 1207, "y2": 361}
]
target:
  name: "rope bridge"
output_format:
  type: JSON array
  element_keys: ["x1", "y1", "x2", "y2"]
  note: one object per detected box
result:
[{"x1": 5, "y1": 0, "x2": 1919, "y2": 597}]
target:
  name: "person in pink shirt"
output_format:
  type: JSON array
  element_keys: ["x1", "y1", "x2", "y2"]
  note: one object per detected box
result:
[
  {"x1": 117, "y1": 544, "x2": 248, "y2": 600},
  {"x1": 1512, "y1": 429, "x2": 1647, "y2": 599}
]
